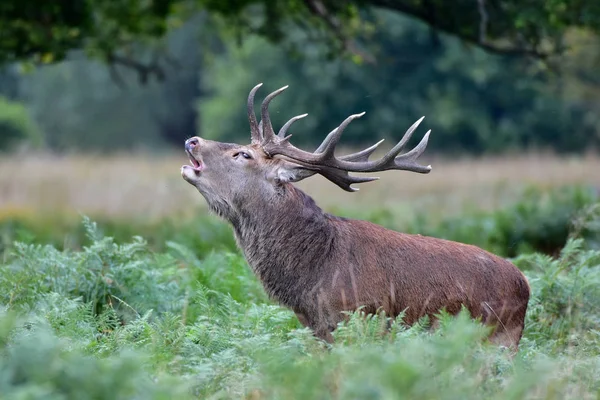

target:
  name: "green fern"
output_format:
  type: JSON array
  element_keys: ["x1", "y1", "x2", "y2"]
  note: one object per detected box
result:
[{"x1": 0, "y1": 209, "x2": 599, "y2": 399}]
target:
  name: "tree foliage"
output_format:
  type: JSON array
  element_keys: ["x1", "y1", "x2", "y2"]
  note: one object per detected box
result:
[
  {"x1": 2, "y1": 0, "x2": 600, "y2": 72},
  {"x1": 200, "y1": 12, "x2": 600, "y2": 154},
  {"x1": 2, "y1": 3, "x2": 600, "y2": 154},
  {"x1": 15, "y1": 16, "x2": 203, "y2": 151},
  {"x1": 362, "y1": 0, "x2": 600, "y2": 57},
  {"x1": 0, "y1": 0, "x2": 172, "y2": 65}
]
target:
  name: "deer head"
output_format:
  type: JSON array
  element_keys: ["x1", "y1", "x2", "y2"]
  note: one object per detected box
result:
[{"x1": 181, "y1": 83, "x2": 432, "y2": 219}]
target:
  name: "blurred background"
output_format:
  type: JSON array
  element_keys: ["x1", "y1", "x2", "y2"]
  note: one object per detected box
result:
[{"x1": 1, "y1": 0, "x2": 600, "y2": 257}]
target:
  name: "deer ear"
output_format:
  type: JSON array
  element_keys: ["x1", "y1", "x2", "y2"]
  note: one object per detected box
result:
[{"x1": 268, "y1": 162, "x2": 316, "y2": 184}]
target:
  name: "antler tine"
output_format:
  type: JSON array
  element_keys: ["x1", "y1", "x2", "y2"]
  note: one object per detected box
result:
[
  {"x1": 340, "y1": 139, "x2": 385, "y2": 162},
  {"x1": 379, "y1": 116, "x2": 425, "y2": 164},
  {"x1": 248, "y1": 83, "x2": 263, "y2": 144},
  {"x1": 316, "y1": 166, "x2": 380, "y2": 192},
  {"x1": 315, "y1": 126, "x2": 384, "y2": 162},
  {"x1": 278, "y1": 113, "x2": 308, "y2": 139},
  {"x1": 314, "y1": 128, "x2": 337, "y2": 153},
  {"x1": 317, "y1": 112, "x2": 366, "y2": 157},
  {"x1": 260, "y1": 85, "x2": 289, "y2": 143},
  {"x1": 276, "y1": 113, "x2": 382, "y2": 163},
  {"x1": 392, "y1": 130, "x2": 432, "y2": 173}
]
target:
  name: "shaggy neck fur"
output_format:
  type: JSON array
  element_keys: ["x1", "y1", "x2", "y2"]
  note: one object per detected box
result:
[{"x1": 227, "y1": 184, "x2": 338, "y2": 309}]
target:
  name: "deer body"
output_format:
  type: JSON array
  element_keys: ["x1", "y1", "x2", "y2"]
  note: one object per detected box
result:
[
  {"x1": 231, "y1": 184, "x2": 529, "y2": 346},
  {"x1": 181, "y1": 83, "x2": 530, "y2": 349}
]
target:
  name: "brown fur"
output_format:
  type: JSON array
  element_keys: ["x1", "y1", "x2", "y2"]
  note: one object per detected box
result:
[{"x1": 181, "y1": 137, "x2": 530, "y2": 350}]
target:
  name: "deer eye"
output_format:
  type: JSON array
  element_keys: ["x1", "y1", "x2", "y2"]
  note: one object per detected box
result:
[{"x1": 234, "y1": 151, "x2": 252, "y2": 160}]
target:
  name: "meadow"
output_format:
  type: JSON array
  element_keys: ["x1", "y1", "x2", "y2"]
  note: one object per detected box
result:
[{"x1": 0, "y1": 152, "x2": 599, "y2": 399}]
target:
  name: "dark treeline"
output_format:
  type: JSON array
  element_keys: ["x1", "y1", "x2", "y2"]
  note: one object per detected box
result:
[{"x1": 1, "y1": 10, "x2": 599, "y2": 155}]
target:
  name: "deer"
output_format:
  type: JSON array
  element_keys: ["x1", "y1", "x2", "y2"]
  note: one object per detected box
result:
[{"x1": 181, "y1": 83, "x2": 531, "y2": 350}]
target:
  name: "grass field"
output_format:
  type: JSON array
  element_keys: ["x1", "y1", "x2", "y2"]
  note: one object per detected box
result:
[
  {"x1": 2, "y1": 152, "x2": 599, "y2": 220},
  {"x1": 0, "y1": 152, "x2": 599, "y2": 399}
]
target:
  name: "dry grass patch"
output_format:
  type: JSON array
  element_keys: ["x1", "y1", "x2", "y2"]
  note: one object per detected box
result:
[
  {"x1": 301, "y1": 152, "x2": 600, "y2": 220},
  {"x1": 1, "y1": 151, "x2": 598, "y2": 221}
]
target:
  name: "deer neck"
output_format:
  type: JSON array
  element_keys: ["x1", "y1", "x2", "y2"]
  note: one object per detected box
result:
[{"x1": 228, "y1": 185, "x2": 337, "y2": 302}]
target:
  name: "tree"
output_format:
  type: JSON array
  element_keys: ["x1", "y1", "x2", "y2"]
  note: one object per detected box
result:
[
  {"x1": 6, "y1": 2, "x2": 600, "y2": 154},
  {"x1": 198, "y1": 11, "x2": 600, "y2": 154},
  {"x1": 2, "y1": 1, "x2": 599, "y2": 78},
  {"x1": 19, "y1": 16, "x2": 204, "y2": 152}
]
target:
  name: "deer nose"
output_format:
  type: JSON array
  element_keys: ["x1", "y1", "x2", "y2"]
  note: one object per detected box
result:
[{"x1": 185, "y1": 137, "x2": 200, "y2": 152}]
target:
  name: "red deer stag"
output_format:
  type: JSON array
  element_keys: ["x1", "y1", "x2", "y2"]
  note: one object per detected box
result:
[{"x1": 181, "y1": 83, "x2": 530, "y2": 349}]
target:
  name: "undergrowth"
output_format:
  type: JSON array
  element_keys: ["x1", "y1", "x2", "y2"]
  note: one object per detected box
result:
[
  {"x1": 1, "y1": 185, "x2": 598, "y2": 261},
  {"x1": 359, "y1": 185, "x2": 600, "y2": 257},
  {"x1": 0, "y1": 204, "x2": 598, "y2": 399}
]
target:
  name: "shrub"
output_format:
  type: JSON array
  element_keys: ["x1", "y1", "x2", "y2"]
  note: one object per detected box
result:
[
  {"x1": 0, "y1": 97, "x2": 42, "y2": 152},
  {"x1": 488, "y1": 186, "x2": 599, "y2": 256},
  {"x1": 0, "y1": 311, "x2": 192, "y2": 400},
  {"x1": 516, "y1": 238, "x2": 600, "y2": 352},
  {"x1": 406, "y1": 185, "x2": 600, "y2": 257},
  {"x1": 1, "y1": 217, "x2": 186, "y2": 323},
  {"x1": 0, "y1": 211, "x2": 238, "y2": 260}
]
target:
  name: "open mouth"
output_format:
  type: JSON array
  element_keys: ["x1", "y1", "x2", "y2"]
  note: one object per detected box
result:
[{"x1": 186, "y1": 150, "x2": 204, "y2": 173}]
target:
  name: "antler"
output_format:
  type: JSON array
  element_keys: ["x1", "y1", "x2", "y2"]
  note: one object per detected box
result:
[
  {"x1": 248, "y1": 84, "x2": 432, "y2": 191},
  {"x1": 248, "y1": 83, "x2": 263, "y2": 144}
]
